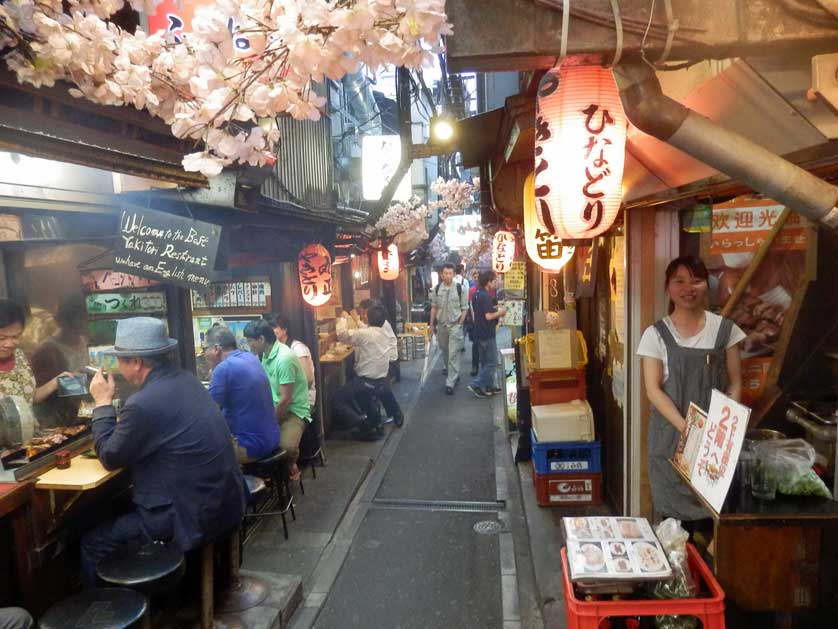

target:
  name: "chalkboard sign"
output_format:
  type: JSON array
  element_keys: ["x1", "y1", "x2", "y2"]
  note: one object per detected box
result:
[{"x1": 114, "y1": 209, "x2": 222, "y2": 290}]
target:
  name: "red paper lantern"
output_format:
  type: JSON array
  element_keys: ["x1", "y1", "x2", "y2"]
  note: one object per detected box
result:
[
  {"x1": 534, "y1": 62, "x2": 626, "y2": 240},
  {"x1": 298, "y1": 243, "x2": 332, "y2": 307},
  {"x1": 492, "y1": 231, "x2": 516, "y2": 273},
  {"x1": 377, "y1": 243, "x2": 400, "y2": 281}
]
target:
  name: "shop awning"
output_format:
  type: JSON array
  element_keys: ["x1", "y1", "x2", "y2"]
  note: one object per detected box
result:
[{"x1": 458, "y1": 108, "x2": 503, "y2": 169}]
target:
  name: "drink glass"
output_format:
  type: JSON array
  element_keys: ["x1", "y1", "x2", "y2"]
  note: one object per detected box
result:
[{"x1": 751, "y1": 454, "x2": 780, "y2": 501}]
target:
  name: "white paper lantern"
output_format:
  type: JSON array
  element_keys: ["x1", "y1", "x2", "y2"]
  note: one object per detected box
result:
[
  {"x1": 523, "y1": 173, "x2": 575, "y2": 271},
  {"x1": 492, "y1": 231, "x2": 516, "y2": 273},
  {"x1": 377, "y1": 243, "x2": 400, "y2": 281},
  {"x1": 534, "y1": 62, "x2": 626, "y2": 240}
]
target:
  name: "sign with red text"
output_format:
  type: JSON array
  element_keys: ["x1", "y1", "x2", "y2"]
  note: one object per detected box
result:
[{"x1": 689, "y1": 390, "x2": 751, "y2": 514}]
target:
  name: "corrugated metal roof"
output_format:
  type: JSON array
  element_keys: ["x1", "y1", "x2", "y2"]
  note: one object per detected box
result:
[{"x1": 261, "y1": 116, "x2": 335, "y2": 212}]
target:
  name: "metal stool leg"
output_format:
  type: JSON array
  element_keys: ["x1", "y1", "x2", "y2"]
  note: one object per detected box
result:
[{"x1": 216, "y1": 529, "x2": 268, "y2": 613}]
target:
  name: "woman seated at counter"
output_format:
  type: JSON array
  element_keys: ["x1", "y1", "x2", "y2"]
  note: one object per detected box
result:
[{"x1": 0, "y1": 299, "x2": 73, "y2": 419}]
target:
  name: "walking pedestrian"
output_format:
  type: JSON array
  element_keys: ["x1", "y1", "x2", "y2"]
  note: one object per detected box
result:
[
  {"x1": 429, "y1": 262, "x2": 469, "y2": 395},
  {"x1": 467, "y1": 271, "x2": 506, "y2": 399}
]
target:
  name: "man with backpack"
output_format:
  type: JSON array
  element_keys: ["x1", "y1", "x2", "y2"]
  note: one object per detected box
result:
[{"x1": 429, "y1": 262, "x2": 469, "y2": 395}]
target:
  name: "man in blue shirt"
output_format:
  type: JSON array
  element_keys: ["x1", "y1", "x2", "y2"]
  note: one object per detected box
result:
[
  {"x1": 204, "y1": 325, "x2": 280, "y2": 462},
  {"x1": 468, "y1": 271, "x2": 507, "y2": 399}
]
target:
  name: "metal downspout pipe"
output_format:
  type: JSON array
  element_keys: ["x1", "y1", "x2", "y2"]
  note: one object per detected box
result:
[{"x1": 612, "y1": 62, "x2": 838, "y2": 229}]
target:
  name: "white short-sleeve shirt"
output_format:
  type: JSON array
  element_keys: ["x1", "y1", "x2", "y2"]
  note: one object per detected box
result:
[
  {"x1": 636, "y1": 311, "x2": 746, "y2": 383},
  {"x1": 290, "y1": 339, "x2": 316, "y2": 407}
]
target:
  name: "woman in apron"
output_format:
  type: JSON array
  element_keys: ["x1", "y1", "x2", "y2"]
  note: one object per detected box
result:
[{"x1": 637, "y1": 256, "x2": 745, "y2": 523}]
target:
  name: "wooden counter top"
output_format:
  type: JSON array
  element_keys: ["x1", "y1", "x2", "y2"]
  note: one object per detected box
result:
[
  {"x1": 35, "y1": 455, "x2": 121, "y2": 491},
  {"x1": 320, "y1": 347, "x2": 354, "y2": 363}
]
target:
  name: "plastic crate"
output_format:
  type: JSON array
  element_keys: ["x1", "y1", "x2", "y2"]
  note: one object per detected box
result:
[
  {"x1": 531, "y1": 431, "x2": 601, "y2": 474},
  {"x1": 529, "y1": 367, "x2": 587, "y2": 405},
  {"x1": 533, "y1": 470, "x2": 603, "y2": 507},
  {"x1": 561, "y1": 544, "x2": 726, "y2": 629}
]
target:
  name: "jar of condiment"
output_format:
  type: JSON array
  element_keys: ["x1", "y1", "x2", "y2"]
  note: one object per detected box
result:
[{"x1": 55, "y1": 450, "x2": 72, "y2": 469}]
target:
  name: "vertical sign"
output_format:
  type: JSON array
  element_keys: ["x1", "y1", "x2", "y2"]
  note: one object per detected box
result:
[{"x1": 690, "y1": 389, "x2": 751, "y2": 514}]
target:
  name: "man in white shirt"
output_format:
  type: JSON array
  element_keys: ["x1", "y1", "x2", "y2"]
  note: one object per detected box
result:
[{"x1": 335, "y1": 304, "x2": 403, "y2": 438}]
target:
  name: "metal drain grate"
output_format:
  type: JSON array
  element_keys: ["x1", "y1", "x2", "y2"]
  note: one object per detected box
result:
[
  {"x1": 473, "y1": 520, "x2": 504, "y2": 535},
  {"x1": 371, "y1": 498, "x2": 505, "y2": 513}
]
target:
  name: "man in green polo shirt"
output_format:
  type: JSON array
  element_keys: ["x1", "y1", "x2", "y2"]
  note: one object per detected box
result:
[{"x1": 244, "y1": 320, "x2": 311, "y2": 480}]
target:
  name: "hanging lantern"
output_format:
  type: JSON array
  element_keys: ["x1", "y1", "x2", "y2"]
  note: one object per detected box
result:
[
  {"x1": 534, "y1": 62, "x2": 626, "y2": 240},
  {"x1": 492, "y1": 230, "x2": 516, "y2": 273},
  {"x1": 377, "y1": 243, "x2": 400, "y2": 281},
  {"x1": 523, "y1": 173, "x2": 575, "y2": 271},
  {"x1": 298, "y1": 243, "x2": 332, "y2": 307}
]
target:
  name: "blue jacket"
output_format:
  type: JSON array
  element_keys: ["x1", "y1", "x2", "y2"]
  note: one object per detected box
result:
[{"x1": 92, "y1": 366, "x2": 246, "y2": 551}]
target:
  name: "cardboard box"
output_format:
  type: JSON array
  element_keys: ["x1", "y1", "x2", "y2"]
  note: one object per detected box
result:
[{"x1": 531, "y1": 400, "x2": 595, "y2": 442}]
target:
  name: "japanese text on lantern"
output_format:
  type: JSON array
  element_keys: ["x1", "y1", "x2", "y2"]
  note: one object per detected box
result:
[
  {"x1": 298, "y1": 245, "x2": 332, "y2": 307},
  {"x1": 493, "y1": 231, "x2": 516, "y2": 273},
  {"x1": 580, "y1": 104, "x2": 615, "y2": 233},
  {"x1": 533, "y1": 72, "x2": 557, "y2": 233},
  {"x1": 534, "y1": 228, "x2": 563, "y2": 260}
]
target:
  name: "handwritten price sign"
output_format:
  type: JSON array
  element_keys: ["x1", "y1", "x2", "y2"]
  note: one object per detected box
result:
[{"x1": 689, "y1": 390, "x2": 752, "y2": 514}]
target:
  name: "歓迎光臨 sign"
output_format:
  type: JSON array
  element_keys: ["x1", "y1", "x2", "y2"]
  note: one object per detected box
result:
[{"x1": 114, "y1": 208, "x2": 221, "y2": 291}]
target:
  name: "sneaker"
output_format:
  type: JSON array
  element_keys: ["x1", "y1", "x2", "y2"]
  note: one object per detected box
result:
[
  {"x1": 488, "y1": 386, "x2": 502, "y2": 394},
  {"x1": 393, "y1": 413, "x2": 404, "y2": 428},
  {"x1": 470, "y1": 368, "x2": 479, "y2": 376},
  {"x1": 445, "y1": 386, "x2": 454, "y2": 395},
  {"x1": 442, "y1": 367, "x2": 448, "y2": 376},
  {"x1": 468, "y1": 384, "x2": 488, "y2": 398}
]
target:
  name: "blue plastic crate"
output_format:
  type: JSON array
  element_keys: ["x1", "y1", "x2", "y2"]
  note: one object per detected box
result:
[{"x1": 531, "y1": 430, "x2": 601, "y2": 474}]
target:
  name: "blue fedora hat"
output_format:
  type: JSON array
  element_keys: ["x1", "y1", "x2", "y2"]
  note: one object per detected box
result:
[{"x1": 104, "y1": 317, "x2": 178, "y2": 357}]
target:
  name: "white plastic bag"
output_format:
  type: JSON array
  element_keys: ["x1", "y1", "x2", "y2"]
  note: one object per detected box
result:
[
  {"x1": 652, "y1": 519, "x2": 698, "y2": 629},
  {"x1": 753, "y1": 438, "x2": 815, "y2": 486}
]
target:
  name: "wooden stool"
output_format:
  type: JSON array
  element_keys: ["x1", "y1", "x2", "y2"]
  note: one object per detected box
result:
[
  {"x1": 96, "y1": 542, "x2": 185, "y2": 597},
  {"x1": 39, "y1": 587, "x2": 149, "y2": 629}
]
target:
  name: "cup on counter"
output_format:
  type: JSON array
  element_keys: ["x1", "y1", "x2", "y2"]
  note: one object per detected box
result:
[
  {"x1": 55, "y1": 449, "x2": 72, "y2": 469},
  {"x1": 751, "y1": 454, "x2": 780, "y2": 501}
]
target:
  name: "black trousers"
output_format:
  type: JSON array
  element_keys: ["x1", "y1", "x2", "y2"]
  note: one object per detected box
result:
[{"x1": 332, "y1": 377, "x2": 403, "y2": 430}]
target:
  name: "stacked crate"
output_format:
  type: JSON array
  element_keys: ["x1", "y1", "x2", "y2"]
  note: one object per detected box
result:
[{"x1": 525, "y1": 333, "x2": 603, "y2": 507}]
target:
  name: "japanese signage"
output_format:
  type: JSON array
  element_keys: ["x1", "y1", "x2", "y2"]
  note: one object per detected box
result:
[
  {"x1": 444, "y1": 214, "x2": 482, "y2": 249},
  {"x1": 492, "y1": 231, "x2": 516, "y2": 273},
  {"x1": 575, "y1": 241, "x2": 598, "y2": 299},
  {"x1": 81, "y1": 270, "x2": 159, "y2": 292},
  {"x1": 523, "y1": 173, "x2": 575, "y2": 271},
  {"x1": 709, "y1": 198, "x2": 810, "y2": 405},
  {"x1": 361, "y1": 135, "x2": 411, "y2": 202},
  {"x1": 504, "y1": 261, "x2": 526, "y2": 292},
  {"x1": 86, "y1": 291, "x2": 167, "y2": 315},
  {"x1": 534, "y1": 63, "x2": 626, "y2": 241},
  {"x1": 498, "y1": 300, "x2": 524, "y2": 327},
  {"x1": 298, "y1": 243, "x2": 333, "y2": 307},
  {"x1": 689, "y1": 390, "x2": 751, "y2": 514},
  {"x1": 148, "y1": 1, "x2": 252, "y2": 53},
  {"x1": 114, "y1": 208, "x2": 222, "y2": 291}
]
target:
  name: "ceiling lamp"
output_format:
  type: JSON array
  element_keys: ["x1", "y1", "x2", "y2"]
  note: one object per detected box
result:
[{"x1": 534, "y1": 62, "x2": 626, "y2": 241}]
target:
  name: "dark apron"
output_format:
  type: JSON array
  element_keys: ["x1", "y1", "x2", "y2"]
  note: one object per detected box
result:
[{"x1": 648, "y1": 316, "x2": 733, "y2": 521}]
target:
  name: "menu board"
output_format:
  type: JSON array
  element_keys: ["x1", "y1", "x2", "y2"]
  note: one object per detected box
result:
[
  {"x1": 563, "y1": 517, "x2": 672, "y2": 582},
  {"x1": 498, "y1": 299, "x2": 524, "y2": 326},
  {"x1": 114, "y1": 208, "x2": 222, "y2": 291},
  {"x1": 674, "y1": 402, "x2": 708, "y2": 475}
]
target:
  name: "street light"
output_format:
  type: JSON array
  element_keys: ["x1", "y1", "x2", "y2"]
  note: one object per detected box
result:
[{"x1": 430, "y1": 114, "x2": 456, "y2": 143}]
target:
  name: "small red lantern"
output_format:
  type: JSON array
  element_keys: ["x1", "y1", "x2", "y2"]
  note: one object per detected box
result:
[
  {"x1": 492, "y1": 230, "x2": 516, "y2": 273},
  {"x1": 534, "y1": 62, "x2": 626, "y2": 240},
  {"x1": 377, "y1": 243, "x2": 400, "y2": 281},
  {"x1": 298, "y1": 243, "x2": 332, "y2": 307}
]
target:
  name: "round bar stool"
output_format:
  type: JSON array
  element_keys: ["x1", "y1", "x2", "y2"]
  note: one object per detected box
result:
[
  {"x1": 39, "y1": 587, "x2": 149, "y2": 629},
  {"x1": 241, "y1": 449, "x2": 295, "y2": 540},
  {"x1": 96, "y1": 542, "x2": 186, "y2": 596}
]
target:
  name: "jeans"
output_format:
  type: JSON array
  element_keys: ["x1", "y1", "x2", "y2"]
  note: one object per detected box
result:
[
  {"x1": 470, "y1": 337, "x2": 498, "y2": 392},
  {"x1": 80, "y1": 510, "x2": 154, "y2": 587}
]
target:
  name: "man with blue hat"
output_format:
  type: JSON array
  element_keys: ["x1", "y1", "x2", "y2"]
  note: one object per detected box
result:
[{"x1": 82, "y1": 317, "x2": 246, "y2": 585}]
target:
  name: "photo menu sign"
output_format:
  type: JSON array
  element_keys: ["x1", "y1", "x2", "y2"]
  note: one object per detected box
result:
[{"x1": 114, "y1": 208, "x2": 222, "y2": 291}]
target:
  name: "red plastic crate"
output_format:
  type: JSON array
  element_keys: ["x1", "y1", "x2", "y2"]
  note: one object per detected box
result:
[
  {"x1": 529, "y1": 367, "x2": 587, "y2": 405},
  {"x1": 533, "y1": 470, "x2": 603, "y2": 507},
  {"x1": 561, "y1": 544, "x2": 726, "y2": 629}
]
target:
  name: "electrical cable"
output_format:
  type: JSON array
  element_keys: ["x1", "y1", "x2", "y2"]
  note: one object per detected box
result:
[{"x1": 608, "y1": 0, "x2": 624, "y2": 67}]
